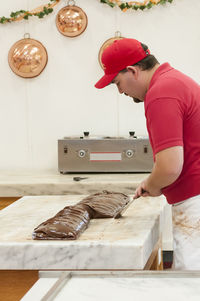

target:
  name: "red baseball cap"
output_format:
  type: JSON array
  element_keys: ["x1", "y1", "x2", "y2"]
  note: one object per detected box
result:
[{"x1": 95, "y1": 38, "x2": 150, "y2": 89}]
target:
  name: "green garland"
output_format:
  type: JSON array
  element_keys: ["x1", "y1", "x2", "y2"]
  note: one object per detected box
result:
[
  {"x1": 0, "y1": 0, "x2": 174, "y2": 24},
  {"x1": 100, "y1": 0, "x2": 174, "y2": 11},
  {"x1": 0, "y1": 0, "x2": 59, "y2": 24}
]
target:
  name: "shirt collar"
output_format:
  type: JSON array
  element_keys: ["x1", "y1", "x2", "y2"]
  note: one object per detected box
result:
[{"x1": 148, "y1": 62, "x2": 174, "y2": 90}]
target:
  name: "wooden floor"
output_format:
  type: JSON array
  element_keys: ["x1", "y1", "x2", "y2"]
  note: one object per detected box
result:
[
  {"x1": 0, "y1": 197, "x2": 20, "y2": 210},
  {"x1": 0, "y1": 270, "x2": 39, "y2": 301}
]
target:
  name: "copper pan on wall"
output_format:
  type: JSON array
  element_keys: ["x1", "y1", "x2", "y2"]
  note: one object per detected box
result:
[
  {"x1": 98, "y1": 31, "x2": 125, "y2": 69},
  {"x1": 56, "y1": 0, "x2": 88, "y2": 37},
  {"x1": 8, "y1": 33, "x2": 48, "y2": 78}
]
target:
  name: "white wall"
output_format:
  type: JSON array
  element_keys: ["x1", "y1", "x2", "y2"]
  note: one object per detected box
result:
[{"x1": 1, "y1": 0, "x2": 200, "y2": 172}]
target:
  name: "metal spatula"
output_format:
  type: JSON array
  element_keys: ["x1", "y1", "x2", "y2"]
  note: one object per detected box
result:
[
  {"x1": 113, "y1": 189, "x2": 147, "y2": 219},
  {"x1": 113, "y1": 197, "x2": 135, "y2": 219}
]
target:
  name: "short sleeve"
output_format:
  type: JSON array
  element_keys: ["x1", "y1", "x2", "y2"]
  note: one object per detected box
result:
[{"x1": 146, "y1": 98, "x2": 184, "y2": 154}]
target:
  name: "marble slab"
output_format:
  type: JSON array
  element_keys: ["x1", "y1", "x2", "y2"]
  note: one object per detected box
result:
[
  {"x1": 0, "y1": 172, "x2": 148, "y2": 196},
  {"x1": 22, "y1": 271, "x2": 200, "y2": 301},
  {"x1": 0, "y1": 194, "x2": 167, "y2": 270}
]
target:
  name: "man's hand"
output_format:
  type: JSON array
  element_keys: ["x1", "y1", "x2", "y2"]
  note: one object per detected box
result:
[{"x1": 133, "y1": 180, "x2": 162, "y2": 199}]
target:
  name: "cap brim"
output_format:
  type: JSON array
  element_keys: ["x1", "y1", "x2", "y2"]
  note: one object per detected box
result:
[{"x1": 95, "y1": 72, "x2": 118, "y2": 89}]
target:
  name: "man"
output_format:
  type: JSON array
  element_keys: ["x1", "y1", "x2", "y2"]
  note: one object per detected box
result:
[{"x1": 95, "y1": 38, "x2": 200, "y2": 270}]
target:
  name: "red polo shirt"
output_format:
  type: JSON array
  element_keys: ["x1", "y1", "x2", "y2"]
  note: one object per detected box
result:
[{"x1": 145, "y1": 63, "x2": 200, "y2": 204}]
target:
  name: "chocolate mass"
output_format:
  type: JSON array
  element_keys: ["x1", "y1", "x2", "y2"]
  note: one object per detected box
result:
[
  {"x1": 79, "y1": 191, "x2": 130, "y2": 218},
  {"x1": 32, "y1": 204, "x2": 92, "y2": 240},
  {"x1": 32, "y1": 191, "x2": 130, "y2": 240}
]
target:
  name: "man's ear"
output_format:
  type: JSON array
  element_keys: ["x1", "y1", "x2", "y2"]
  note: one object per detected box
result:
[{"x1": 126, "y1": 66, "x2": 139, "y2": 79}]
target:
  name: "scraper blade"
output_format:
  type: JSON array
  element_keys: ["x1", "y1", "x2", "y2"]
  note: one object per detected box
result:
[{"x1": 113, "y1": 197, "x2": 134, "y2": 219}]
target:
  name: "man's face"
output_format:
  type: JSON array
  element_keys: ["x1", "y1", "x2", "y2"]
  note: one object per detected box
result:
[{"x1": 112, "y1": 67, "x2": 144, "y2": 103}]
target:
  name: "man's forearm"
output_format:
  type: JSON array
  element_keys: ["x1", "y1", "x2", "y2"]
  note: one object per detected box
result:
[
  {"x1": 145, "y1": 162, "x2": 181, "y2": 192},
  {"x1": 134, "y1": 147, "x2": 184, "y2": 198},
  {"x1": 145, "y1": 146, "x2": 184, "y2": 193}
]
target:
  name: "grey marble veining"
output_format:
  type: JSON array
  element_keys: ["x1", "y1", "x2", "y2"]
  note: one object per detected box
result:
[
  {"x1": 54, "y1": 276, "x2": 200, "y2": 301},
  {"x1": 22, "y1": 271, "x2": 200, "y2": 301},
  {"x1": 0, "y1": 194, "x2": 167, "y2": 270},
  {"x1": 0, "y1": 172, "x2": 148, "y2": 196}
]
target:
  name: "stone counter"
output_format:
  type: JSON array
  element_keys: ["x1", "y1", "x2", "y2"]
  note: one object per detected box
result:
[
  {"x1": 0, "y1": 194, "x2": 167, "y2": 270},
  {"x1": 22, "y1": 271, "x2": 200, "y2": 301},
  {"x1": 0, "y1": 172, "x2": 148, "y2": 197}
]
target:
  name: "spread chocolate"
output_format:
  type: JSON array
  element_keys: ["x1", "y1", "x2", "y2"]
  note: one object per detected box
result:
[
  {"x1": 32, "y1": 204, "x2": 92, "y2": 240},
  {"x1": 32, "y1": 191, "x2": 130, "y2": 240},
  {"x1": 78, "y1": 190, "x2": 130, "y2": 218}
]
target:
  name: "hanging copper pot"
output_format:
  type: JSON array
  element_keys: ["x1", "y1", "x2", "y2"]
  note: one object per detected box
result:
[
  {"x1": 98, "y1": 31, "x2": 125, "y2": 69},
  {"x1": 8, "y1": 33, "x2": 48, "y2": 78},
  {"x1": 56, "y1": 0, "x2": 88, "y2": 37}
]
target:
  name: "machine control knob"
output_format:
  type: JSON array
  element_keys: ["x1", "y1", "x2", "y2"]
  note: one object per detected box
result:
[
  {"x1": 78, "y1": 150, "x2": 86, "y2": 158},
  {"x1": 125, "y1": 149, "x2": 134, "y2": 158},
  {"x1": 83, "y1": 132, "x2": 89, "y2": 137},
  {"x1": 129, "y1": 131, "x2": 135, "y2": 137}
]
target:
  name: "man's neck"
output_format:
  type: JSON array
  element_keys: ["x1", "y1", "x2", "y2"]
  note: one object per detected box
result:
[
  {"x1": 140, "y1": 64, "x2": 160, "y2": 102},
  {"x1": 146, "y1": 63, "x2": 160, "y2": 91}
]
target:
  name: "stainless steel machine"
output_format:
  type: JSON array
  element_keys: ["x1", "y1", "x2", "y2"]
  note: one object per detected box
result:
[{"x1": 58, "y1": 131, "x2": 153, "y2": 173}]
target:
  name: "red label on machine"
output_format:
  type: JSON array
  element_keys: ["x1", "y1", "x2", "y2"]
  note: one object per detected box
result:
[{"x1": 90, "y1": 152, "x2": 122, "y2": 161}]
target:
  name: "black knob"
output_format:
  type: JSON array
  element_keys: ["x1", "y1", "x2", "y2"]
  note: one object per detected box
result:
[
  {"x1": 129, "y1": 131, "x2": 135, "y2": 137},
  {"x1": 84, "y1": 132, "x2": 89, "y2": 137}
]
